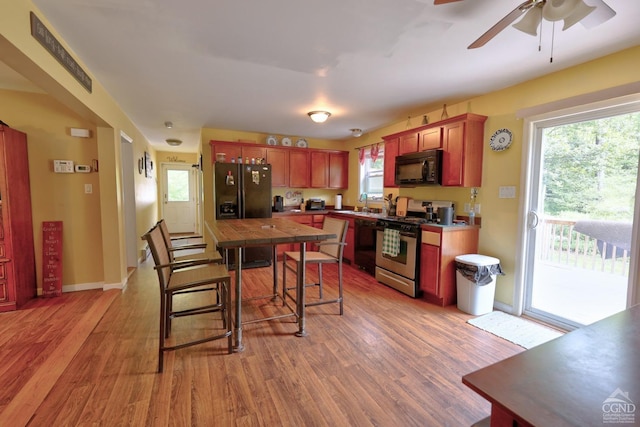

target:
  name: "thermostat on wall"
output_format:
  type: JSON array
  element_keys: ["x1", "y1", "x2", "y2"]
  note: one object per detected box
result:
[
  {"x1": 75, "y1": 164, "x2": 91, "y2": 173},
  {"x1": 53, "y1": 160, "x2": 74, "y2": 173}
]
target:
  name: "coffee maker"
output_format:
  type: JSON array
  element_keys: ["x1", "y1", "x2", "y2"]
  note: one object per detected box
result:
[{"x1": 273, "y1": 195, "x2": 284, "y2": 212}]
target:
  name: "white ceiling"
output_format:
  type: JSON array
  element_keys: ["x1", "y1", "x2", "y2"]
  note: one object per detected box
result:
[{"x1": 7, "y1": 0, "x2": 640, "y2": 152}]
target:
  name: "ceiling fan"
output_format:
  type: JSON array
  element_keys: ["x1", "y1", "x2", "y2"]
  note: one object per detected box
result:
[{"x1": 434, "y1": 0, "x2": 616, "y2": 49}]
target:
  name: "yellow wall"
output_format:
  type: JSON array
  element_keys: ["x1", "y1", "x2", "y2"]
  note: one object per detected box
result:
[
  {"x1": 0, "y1": 88, "x2": 104, "y2": 286},
  {"x1": 338, "y1": 46, "x2": 640, "y2": 306},
  {"x1": 1, "y1": 1, "x2": 160, "y2": 290}
]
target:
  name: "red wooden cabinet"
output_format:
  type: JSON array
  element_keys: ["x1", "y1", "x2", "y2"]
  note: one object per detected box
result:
[
  {"x1": 266, "y1": 148, "x2": 289, "y2": 187},
  {"x1": 419, "y1": 127, "x2": 442, "y2": 150},
  {"x1": 383, "y1": 137, "x2": 399, "y2": 188},
  {"x1": 310, "y1": 151, "x2": 329, "y2": 188},
  {"x1": 289, "y1": 150, "x2": 310, "y2": 188},
  {"x1": 398, "y1": 132, "x2": 419, "y2": 155},
  {"x1": 0, "y1": 126, "x2": 36, "y2": 312},
  {"x1": 210, "y1": 140, "x2": 349, "y2": 189},
  {"x1": 329, "y1": 152, "x2": 348, "y2": 189},
  {"x1": 441, "y1": 114, "x2": 486, "y2": 187}
]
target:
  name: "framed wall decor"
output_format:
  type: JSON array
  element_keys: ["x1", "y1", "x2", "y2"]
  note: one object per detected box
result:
[{"x1": 144, "y1": 151, "x2": 152, "y2": 178}]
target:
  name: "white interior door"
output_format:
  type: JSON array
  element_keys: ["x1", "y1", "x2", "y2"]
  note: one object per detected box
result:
[
  {"x1": 161, "y1": 163, "x2": 196, "y2": 234},
  {"x1": 518, "y1": 97, "x2": 640, "y2": 330}
]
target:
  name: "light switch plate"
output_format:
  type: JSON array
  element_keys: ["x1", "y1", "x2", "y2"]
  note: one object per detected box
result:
[{"x1": 85, "y1": 184, "x2": 93, "y2": 194}]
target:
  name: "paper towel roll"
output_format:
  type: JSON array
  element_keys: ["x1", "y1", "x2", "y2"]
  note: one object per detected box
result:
[{"x1": 335, "y1": 194, "x2": 342, "y2": 210}]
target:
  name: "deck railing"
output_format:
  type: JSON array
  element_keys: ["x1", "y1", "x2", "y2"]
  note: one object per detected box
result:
[{"x1": 540, "y1": 218, "x2": 631, "y2": 276}]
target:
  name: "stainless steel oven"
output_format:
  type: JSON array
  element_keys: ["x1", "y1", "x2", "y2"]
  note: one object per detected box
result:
[{"x1": 374, "y1": 219, "x2": 421, "y2": 297}]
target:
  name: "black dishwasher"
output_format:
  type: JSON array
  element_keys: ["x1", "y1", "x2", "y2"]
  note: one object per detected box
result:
[{"x1": 354, "y1": 219, "x2": 378, "y2": 276}]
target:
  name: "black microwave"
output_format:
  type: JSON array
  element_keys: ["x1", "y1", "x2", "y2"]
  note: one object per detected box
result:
[{"x1": 395, "y1": 149, "x2": 442, "y2": 186}]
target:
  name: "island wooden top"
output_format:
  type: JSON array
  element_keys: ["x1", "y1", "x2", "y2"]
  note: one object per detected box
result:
[
  {"x1": 462, "y1": 305, "x2": 640, "y2": 426},
  {"x1": 205, "y1": 218, "x2": 336, "y2": 248}
]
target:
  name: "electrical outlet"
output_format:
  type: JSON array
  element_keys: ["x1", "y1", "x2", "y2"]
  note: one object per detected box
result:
[
  {"x1": 464, "y1": 203, "x2": 470, "y2": 213},
  {"x1": 474, "y1": 204, "x2": 481, "y2": 214}
]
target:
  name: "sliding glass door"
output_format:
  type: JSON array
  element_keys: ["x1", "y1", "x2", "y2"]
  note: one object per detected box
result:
[{"x1": 521, "y1": 100, "x2": 640, "y2": 330}]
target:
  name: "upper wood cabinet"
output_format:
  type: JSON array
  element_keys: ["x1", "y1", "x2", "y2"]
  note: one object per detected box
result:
[
  {"x1": 398, "y1": 132, "x2": 419, "y2": 155},
  {"x1": 440, "y1": 114, "x2": 486, "y2": 187},
  {"x1": 383, "y1": 137, "x2": 399, "y2": 188},
  {"x1": 266, "y1": 148, "x2": 289, "y2": 187},
  {"x1": 382, "y1": 113, "x2": 487, "y2": 188},
  {"x1": 210, "y1": 140, "x2": 348, "y2": 189},
  {"x1": 310, "y1": 151, "x2": 329, "y2": 188},
  {"x1": 329, "y1": 152, "x2": 348, "y2": 189},
  {"x1": 289, "y1": 150, "x2": 310, "y2": 188},
  {"x1": 0, "y1": 126, "x2": 36, "y2": 312},
  {"x1": 419, "y1": 127, "x2": 442, "y2": 150}
]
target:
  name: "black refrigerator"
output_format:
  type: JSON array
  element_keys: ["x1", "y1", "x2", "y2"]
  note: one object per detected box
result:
[{"x1": 214, "y1": 163, "x2": 272, "y2": 268}]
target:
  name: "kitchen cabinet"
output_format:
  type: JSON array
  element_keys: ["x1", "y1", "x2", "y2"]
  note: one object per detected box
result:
[
  {"x1": 273, "y1": 213, "x2": 326, "y2": 258},
  {"x1": 329, "y1": 152, "x2": 348, "y2": 189},
  {"x1": 382, "y1": 113, "x2": 486, "y2": 188},
  {"x1": 440, "y1": 114, "x2": 487, "y2": 187},
  {"x1": 289, "y1": 150, "x2": 310, "y2": 188},
  {"x1": 383, "y1": 137, "x2": 399, "y2": 188},
  {"x1": 310, "y1": 151, "x2": 329, "y2": 188},
  {"x1": 398, "y1": 132, "x2": 419, "y2": 155},
  {"x1": 327, "y1": 212, "x2": 357, "y2": 264},
  {"x1": 210, "y1": 141, "x2": 266, "y2": 164},
  {"x1": 211, "y1": 142, "x2": 242, "y2": 163},
  {"x1": 419, "y1": 225, "x2": 479, "y2": 307},
  {"x1": 0, "y1": 126, "x2": 36, "y2": 312},
  {"x1": 266, "y1": 148, "x2": 289, "y2": 187},
  {"x1": 210, "y1": 140, "x2": 349, "y2": 189},
  {"x1": 310, "y1": 151, "x2": 348, "y2": 189},
  {"x1": 419, "y1": 127, "x2": 442, "y2": 150}
]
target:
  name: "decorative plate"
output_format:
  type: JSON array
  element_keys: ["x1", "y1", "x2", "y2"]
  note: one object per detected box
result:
[
  {"x1": 266, "y1": 135, "x2": 278, "y2": 145},
  {"x1": 296, "y1": 138, "x2": 308, "y2": 148},
  {"x1": 489, "y1": 128, "x2": 513, "y2": 151},
  {"x1": 281, "y1": 137, "x2": 292, "y2": 146}
]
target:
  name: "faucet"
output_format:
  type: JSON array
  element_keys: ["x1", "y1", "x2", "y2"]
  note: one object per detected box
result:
[{"x1": 359, "y1": 193, "x2": 369, "y2": 213}]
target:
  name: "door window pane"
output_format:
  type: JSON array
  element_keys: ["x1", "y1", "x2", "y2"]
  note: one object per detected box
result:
[{"x1": 167, "y1": 170, "x2": 190, "y2": 202}]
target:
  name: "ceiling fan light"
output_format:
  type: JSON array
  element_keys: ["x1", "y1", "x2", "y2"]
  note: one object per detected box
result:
[
  {"x1": 308, "y1": 110, "x2": 331, "y2": 123},
  {"x1": 513, "y1": 7, "x2": 543, "y2": 36},
  {"x1": 542, "y1": 0, "x2": 580, "y2": 22},
  {"x1": 562, "y1": 0, "x2": 596, "y2": 30}
]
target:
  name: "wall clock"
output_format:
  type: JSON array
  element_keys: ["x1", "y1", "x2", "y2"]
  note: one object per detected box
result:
[{"x1": 489, "y1": 128, "x2": 513, "y2": 151}]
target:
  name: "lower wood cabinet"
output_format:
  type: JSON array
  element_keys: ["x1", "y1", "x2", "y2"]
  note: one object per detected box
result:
[
  {"x1": 419, "y1": 226, "x2": 479, "y2": 307},
  {"x1": 274, "y1": 213, "x2": 326, "y2": 259}
]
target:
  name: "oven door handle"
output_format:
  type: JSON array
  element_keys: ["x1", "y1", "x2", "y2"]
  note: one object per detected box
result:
[{"x1": 377, "y1": 229, "x2": 416, "y2": 239}]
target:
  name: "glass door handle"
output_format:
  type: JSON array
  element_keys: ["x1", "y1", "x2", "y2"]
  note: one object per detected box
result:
[{"x1": 528, "y1": 211, "x2": 539, "y2": 229}]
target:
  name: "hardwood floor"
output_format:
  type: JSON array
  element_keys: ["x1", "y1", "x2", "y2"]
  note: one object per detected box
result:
[{"x1": 0, "y1": 257, "x2": 522, "y2": 426}]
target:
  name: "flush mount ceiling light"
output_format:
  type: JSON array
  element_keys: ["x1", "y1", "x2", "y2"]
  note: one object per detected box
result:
[
  {"x1": 166, "y1": 138, "x2": 182, "y2": 146},
  {"x1": 350, "y1": 128, "x2": 363, "y2": 137},
  {"x1": 308, "y1": 111, "x2": 331, "y2": 123},
  {"x1": 164, "y1": 121, "x2": 173, "y2": 129}
]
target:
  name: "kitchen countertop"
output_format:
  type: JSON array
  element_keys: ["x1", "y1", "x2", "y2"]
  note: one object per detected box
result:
[{"x1": 272, "y1": 209, "x2": 480, "y2": 229}]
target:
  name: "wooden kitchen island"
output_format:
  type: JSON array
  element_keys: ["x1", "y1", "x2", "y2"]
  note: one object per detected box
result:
[
  {"x1": 205, "y1": 218, "x2": 336, "y2": 351},
  {"x1": 463, "y1": 305, "x2": 640, "y2": 426}
]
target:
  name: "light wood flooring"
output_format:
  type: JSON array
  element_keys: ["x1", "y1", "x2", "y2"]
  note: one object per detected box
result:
[{"x1": 0, "y1": 256, "x2": 523, "y2": 426}]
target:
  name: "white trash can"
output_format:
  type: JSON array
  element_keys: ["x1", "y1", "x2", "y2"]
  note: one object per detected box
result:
[{"x1": 455, "y1": 254, "x2": 503, "y2": 315}]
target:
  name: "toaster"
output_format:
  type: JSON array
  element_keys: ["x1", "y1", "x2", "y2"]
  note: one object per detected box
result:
[{"x1": 305, "y1": 199, "x2": 325, "y2": 210}]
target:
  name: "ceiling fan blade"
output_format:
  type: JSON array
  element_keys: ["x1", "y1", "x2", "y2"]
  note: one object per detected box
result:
[
  {"x1": 468, "y1": 0, "x2": 538, "y2": 49},
  {"x1": 580, "y1": 0, "x2": 616, "y2": 29},
  {"x1": 434, "y1": 0, "x2": 464, "y2": 4}
]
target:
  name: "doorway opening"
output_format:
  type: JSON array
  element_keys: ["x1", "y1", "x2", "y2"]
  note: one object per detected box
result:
[{"x1": 161, "y1": 163, "x2": 198, "y2": 234}]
